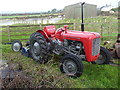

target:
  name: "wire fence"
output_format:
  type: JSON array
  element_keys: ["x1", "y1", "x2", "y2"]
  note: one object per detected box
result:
[{"x1": 1, "y1": 21, "x2": 118, "y2": 44}]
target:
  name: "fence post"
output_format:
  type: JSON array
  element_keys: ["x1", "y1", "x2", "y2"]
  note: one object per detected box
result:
[
  {"x1": 47, "y1": 17, "x2": 49, "y2": 24},
  {"x1": 74, "y1": 23, "x2": 76, "y2": 30},
  {"x1": 41, "y1": 18, "x2": 43, "y2": 24},
  {"x1": 35, "y1": 19, "x2": 37, "y2": 24},
  {"x1": 100, "y1": 24, "x2": 103, "y2": 41},
  {"x1": 7, "y1": 25, "x2": 11, "y2": 43},
  {"x1": 59, "y1": 24, "x2": 60, "y2": 28},
  {"x1": 108, "y1": 22, "x2": 110, "y2": 40},
  {"x1": 40, "y1": 24, "x2": 42, "y2": 30}
]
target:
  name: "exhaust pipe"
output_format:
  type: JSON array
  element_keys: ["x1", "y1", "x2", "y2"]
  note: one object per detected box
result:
[{"x1": 81, "y1": 2, "x2": 85, "y2": 31}]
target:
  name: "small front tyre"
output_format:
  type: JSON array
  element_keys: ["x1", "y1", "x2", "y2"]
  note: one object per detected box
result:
[
  {"x1": 11, "y1": 40, "x2": 22, "y2": 52},
  {"x1": 60, "y1": 54, "x2": 83, "y2": 78},
  {"x1": 92, "y1": 46, "x2": 111, "y2": 64}
]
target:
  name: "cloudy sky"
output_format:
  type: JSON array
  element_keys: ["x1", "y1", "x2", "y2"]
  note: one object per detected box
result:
[{"x1": 0, "y1": 0, "x2": 119, "y2": 13}]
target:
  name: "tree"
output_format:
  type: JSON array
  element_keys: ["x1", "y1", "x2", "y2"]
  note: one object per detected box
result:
[
  {"x1": 47, "y1": 11, "x2": 51, "y2": 14},
  {"x1": 51, "y1": 9, "x2": 57, "y2": 13},
  {"x1": 111, "y1": 7, "x2": 118, "y2": 12}
]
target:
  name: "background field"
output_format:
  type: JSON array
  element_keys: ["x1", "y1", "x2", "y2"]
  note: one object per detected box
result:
[
  {"x1": 1, "y1": 16, "x2": 118, "y2": 44},
  {"x1": 0, "y1": 13, "x2": 61, "y2": 19},
  {"x1": 1, "y1": 15, "x2": 119, "y2": 88}
]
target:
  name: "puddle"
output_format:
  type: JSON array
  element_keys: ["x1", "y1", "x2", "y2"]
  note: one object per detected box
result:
[
  {"x1": 0, "y1": 60, "x2": 14, "y2": 79},
  {"x1": 0, "y1": 60, "x2": 8, "y2": 70},
  {"x1": 0, "y1": 60, "x2": 22, "y2": 79},
  {"x1": 0, "y1": 17, "x2": 63, "y2": 26},
  {"x1": 0, "y1": 60, "x2": 28, "y2": 88}
]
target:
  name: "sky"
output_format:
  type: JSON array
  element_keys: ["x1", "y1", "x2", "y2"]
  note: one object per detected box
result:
[{"x1": 0, "y1": 0, "x2": 119, "y2": 13}]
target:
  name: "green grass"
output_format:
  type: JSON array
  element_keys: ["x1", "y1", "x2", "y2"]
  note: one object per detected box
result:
[
  {"x1": 1, "y1": 15, "x2": 26, "y2": 19},
  {"x1": 1, "y1": 14, "x2": 43, "y2": 19},
  {"x1": 1, "y1": 13, "x2": 60, "y2": 19},
  {"x1": 1, "y1": 16, "x2": 119, "y2": 88},
  {"x1": 1, "y1": 16, "x2": 118, "y2": 46},
  {"x1": 1, "y1": 25, "x2": 40, "y2": 43},
  {"x1": 1, "y1": 44, "x2": 119, "y2": 88},
  {"x1": 1, "y1": 23, "x2": 65, "y2": 43}
]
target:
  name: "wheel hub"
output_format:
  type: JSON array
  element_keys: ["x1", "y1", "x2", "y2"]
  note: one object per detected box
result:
[
  {"x1": 13, "y1": 42, "x2": 21, "y2": 52},
  {"x1": 67, "y1": 64, "x2": 75, "y2": 72},
  {"x1": 63, "y1": 60, "x2": 77, "y2": 75},
  {"x1": 33, "y1": 42, "x2": 41, "y2": 56},
  {"x1": 95, "y1": 54, "x2": 105, "y2": 64}
]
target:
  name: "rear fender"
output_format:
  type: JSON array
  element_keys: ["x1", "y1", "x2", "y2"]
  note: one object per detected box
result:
[{"x1": 36, "y1": 30, "x2": 50, "y2": 42}]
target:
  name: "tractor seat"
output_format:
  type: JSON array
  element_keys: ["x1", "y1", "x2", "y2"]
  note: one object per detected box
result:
[{"x1": 44, "y1": 25, "x2": 56, "y2": 37}]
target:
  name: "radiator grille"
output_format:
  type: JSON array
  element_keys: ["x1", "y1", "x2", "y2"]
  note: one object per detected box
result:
[{"x1": 92, "y1": 38, "x2": 101, "y2": 56}]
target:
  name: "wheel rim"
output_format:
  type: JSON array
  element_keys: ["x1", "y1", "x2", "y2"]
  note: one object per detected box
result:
[
  {"x1": 63, "y1": 59, "x2": 77, "y2": 75},
  {"x1": 95, "y1": 53, "x2": 105, "y2": 64},
  {"x1": 32, "y1": 42, "x2": 41, "y2": 60},
  {"x1": 33, "y1": 42, "x2": 41, "y2": 55},
  {"x1": 12, "y1": 42, "x2": 21, "y2": 52}
]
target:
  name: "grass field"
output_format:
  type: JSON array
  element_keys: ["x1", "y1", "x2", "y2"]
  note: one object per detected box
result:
[
  {"x1": 1, "y1": 16, "x2": 118, "y2": 46},
  {"x1": 1, "y1": 44, "x2": 119, "y2": 88},
  {"x1": 1, "y1": 16, "x2": 119, "y2": 88},
  {"x1": 58, "y1": 16, "x2": 118, "y2": 44},
  {"x1": 0, "y1": 13, "x2": 60, "y2": 19},
  {"x1": 0, "y1": 14, "x2": 41, "y2": 19}
]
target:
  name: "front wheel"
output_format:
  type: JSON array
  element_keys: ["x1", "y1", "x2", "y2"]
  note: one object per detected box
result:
[
  {"x1": 60, "y1": 54, "x2": 83, "y2": 78},
  {"x1": 92, "y1": 46, "x2": 111, "y2": 65},
  {"x1": 11, "y1": 40, "x2": 22, "y2": 52}
]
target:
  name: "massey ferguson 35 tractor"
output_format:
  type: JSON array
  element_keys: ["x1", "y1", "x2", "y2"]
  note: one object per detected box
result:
[{"x1": 12, "y1": 2, "x2": 111, "y2": 77}]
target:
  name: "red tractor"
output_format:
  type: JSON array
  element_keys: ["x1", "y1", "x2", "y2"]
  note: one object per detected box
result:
[{"x1": 12, "y1": 3, "x2": 111, "y2": 77}]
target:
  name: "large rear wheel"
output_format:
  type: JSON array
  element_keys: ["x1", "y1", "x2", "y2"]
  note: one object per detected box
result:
[{"x1": 29, "y1": 32, "x2": 48, "y2": 63}]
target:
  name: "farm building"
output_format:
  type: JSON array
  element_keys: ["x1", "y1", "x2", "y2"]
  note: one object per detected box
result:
[
  {"x1": 118, "y1": 1, "x2": 120, "y2": 29},
  {"x1": 64, "y1": 2, "x2": 97, "y2": 19},
  {"x1": 118, "y1": 1, "x2": 120, "y2": 15},
  {"x1": 118, "y1": 1, "x2": 120, "y2": 7}
]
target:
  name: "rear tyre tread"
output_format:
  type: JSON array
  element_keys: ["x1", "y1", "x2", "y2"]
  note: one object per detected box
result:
[{"x1": 29, "y1": 32, "x2": 48, "y2": 63}]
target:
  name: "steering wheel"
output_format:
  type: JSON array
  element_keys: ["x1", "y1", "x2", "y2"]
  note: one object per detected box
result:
[{"x1": 55, "y1": 28, "x2": 64, "y2": 35}]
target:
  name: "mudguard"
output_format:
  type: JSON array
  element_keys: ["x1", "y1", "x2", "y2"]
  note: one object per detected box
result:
[{"x1": 36, "y1": 30, "x2": 50, "y2": 42}]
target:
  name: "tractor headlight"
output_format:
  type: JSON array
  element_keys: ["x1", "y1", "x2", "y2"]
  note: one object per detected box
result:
[{"x1": 92, "y1": 38, "x2": 101, "y2": 56}]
